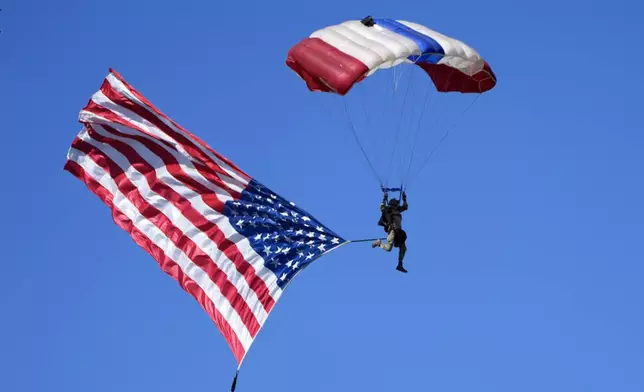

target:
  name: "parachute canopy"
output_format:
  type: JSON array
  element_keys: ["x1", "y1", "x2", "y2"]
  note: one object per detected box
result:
[{"x1": 287, "y1": 16, "x2": 496, "y2": 96}]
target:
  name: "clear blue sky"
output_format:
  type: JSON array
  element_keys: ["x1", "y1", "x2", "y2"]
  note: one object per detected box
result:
[{"x1": 2, "y1": 0, "x2": 643, "y2": 391}]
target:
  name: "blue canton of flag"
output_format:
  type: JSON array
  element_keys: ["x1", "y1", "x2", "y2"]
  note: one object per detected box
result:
[{"x1": 225, "y1": 179, "x2": 346, "y2": 289}]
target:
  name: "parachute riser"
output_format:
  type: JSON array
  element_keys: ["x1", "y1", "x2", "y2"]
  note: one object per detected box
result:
[{"x1": 381, "y1": 185, "x2": 405, "y2": 201}]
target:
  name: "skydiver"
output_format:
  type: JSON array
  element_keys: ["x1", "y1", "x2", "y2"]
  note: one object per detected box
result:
[{"x1": 372, "y1": 190, "x2": 408, "y2": 273}]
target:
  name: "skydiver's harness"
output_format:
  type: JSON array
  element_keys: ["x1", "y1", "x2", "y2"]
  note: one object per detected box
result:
[{"x1": 377, "y1": 187, "x2": 407, "y2": 247}]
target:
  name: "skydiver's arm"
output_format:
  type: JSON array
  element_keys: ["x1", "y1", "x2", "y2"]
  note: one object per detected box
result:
[
  {"x1": 400, "y1": 192, "x2": 408, "y2": 211},
  {"x1": 381, "y1": 192, "x2": 388, "y2": 211}
]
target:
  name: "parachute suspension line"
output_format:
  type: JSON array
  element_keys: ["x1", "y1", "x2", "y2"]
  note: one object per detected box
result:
[
  {"x1": 393, "y1": 65, "x2": 398, "y2": 90},
  {"x1": 359, "y1": 92, "x2": 373, "y2": 130},
  {"x1": 394, "y1": 58, "x2": 414, "y2": 90},
  {"x1": 318, "y1": 95, "x2": 383, "y2": 188},
  {"x1": 406, "y1": 94, "x2": 481, "y2": 190},
  {"x1": 358, "y1": 91, "x2": 382, "y2": 174},
  {"x1": 394, "y1": 66, "x2": 405, "y2": 90},
  {"x1": 342, "y1": 97, "x2": 384, "y2": 187},
  {"x1": 399, "y1": 65, "x2": 423, "y2": 184},
  {"x1": 318, "y1": 98, "x2": 338, "y2": 125},
  {"x1": 379, "y1": 66, "x2": 398, "y2": 189},
  {"x1": 385, "y1": 62, "x2": 415, "y2": 187},
  {"x1": 402, "y1": 73, "x2": 434, "y2": 187},
  {"x1": 369, "y1": 66, "x2": 399, "y2": 189},
  {"x1": 402, "y1": 68, "x2": 455, "y2": 186},
  {"x1": 385, "y1": 56, "x2": 426, "y2": 187},
  {"x1": 394, "y1": 62, "x2": 410, "y2": 91}
]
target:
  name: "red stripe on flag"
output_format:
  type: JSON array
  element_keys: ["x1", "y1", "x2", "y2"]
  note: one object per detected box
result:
[
  {"x1": 106, "y1": 69, "x2": 251, "y2": 182},
  {"x1": 82, "y1": 98, "x2": 241, "y2": 200},
  {"x1": 81, "y1": 99, "x2": 179, "y2": 157},
  {"x1": 63, "y1": 159, "x2": 247, "y2": 363},
  {"x1": 98, "y1": 80, "x2": 245, "y2": 194},
  {"x1": 70, "y1": 137, "x2": 262, "y2": 338},
  {"x1": 93, "y1": 124, "x2": 276, "y2": 314},
  {"x1": 98, "y1": 124, "x2": 228, "y2": 212}
]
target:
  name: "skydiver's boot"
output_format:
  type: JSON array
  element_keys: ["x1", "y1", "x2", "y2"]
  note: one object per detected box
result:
[
  {"x1": 372, "y1": 239, "x2": 381, "y2": 248},
  {"x1": 396, "y1": 261, "x2": 408, "y2": 273}
]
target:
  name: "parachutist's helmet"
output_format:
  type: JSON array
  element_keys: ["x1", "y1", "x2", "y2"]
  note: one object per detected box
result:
[{"x1": 389, "y1": 198, "x2": 399, "y2": 207}]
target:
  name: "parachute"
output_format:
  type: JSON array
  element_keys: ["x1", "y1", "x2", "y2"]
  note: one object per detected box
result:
[{"x1": 286, "y1": 16, "x2": 497, "y2": 191}]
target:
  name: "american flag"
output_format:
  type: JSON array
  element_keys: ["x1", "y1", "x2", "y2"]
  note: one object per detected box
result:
[{"x1": 64, "y1": 69, "x2": 347, "y2": 370}]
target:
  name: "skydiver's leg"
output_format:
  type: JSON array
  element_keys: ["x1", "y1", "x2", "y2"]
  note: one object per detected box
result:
[
  {"x1": 396, "y1": 241, "x2": 408, "y2": 273},
  {"x1": 398, "y1": 242, "x2": 407, "y2": 262},
  {"x1": 380, "y1": 230, "x2": 395, "y2": 252},
  {"x1": 372, "y1": 229, "x2": 394, "y2": 251}
]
